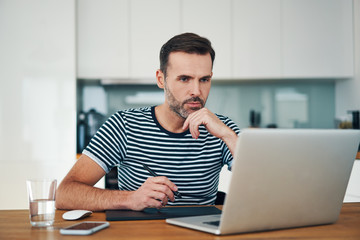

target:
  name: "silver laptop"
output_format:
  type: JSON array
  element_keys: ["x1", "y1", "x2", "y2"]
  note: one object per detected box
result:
[{"x1": 166, "y1": 129, "x2": 360, "y2": 235}]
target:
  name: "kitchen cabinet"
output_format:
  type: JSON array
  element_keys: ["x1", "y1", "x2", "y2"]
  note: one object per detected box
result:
[
  {"x1": 232, "y1": 0, "x2": 353, "y2": 79},
  {"x1": 77, "y1": 0, "x2": 130, "y2": 79},
  {"x1": 130, "y1": 0, "x2": 181, "y2": 79},
  {"x1": 233, "y1": 0, "x2": 282, "y2": 78},
  {"x1": 282, "y1": 0, "x2": 353, "y2": 78},
  {"x1": 77, "y1": 0, "x2": 181, "y2": 81},
  {"x1": 77, "y1": 0, "x2": 353, "y2": 80},
  {"x1": 182, "y1": 0, "x2": 232, "y2": 79}
]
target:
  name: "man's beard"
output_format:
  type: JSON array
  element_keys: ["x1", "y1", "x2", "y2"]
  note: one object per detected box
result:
[{"x1": 164, "y1": 84, "x2": 205, "y2": 119}]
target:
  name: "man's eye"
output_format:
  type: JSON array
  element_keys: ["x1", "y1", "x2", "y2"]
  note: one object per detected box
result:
[
  {"x1": 180, "y1": 77, "x2": 188, "y2": 81},
  {"x1": 201, "y1": 78, "x2": 210, "y2": 82}
]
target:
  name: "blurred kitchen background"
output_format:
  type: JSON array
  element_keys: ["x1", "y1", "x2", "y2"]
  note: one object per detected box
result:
[
  {"x1": 1, "y1": 0, "x2": 360, "y2": 209},
  {"x1": 77, "y1": 80, "x2": 336, "y2": 140}
]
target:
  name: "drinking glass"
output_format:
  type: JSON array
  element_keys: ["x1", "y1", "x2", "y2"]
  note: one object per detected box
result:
[{"x1": 26, "y1": 179, "x2": 57, "y2": 227}]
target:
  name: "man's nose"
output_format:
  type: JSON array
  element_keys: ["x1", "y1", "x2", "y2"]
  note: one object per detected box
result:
[{"x1": 190, "y1": 80, "x2": 201, "y2": 97}]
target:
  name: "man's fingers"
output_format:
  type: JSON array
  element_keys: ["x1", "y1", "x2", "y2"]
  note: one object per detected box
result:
[
  {"x1": 146, "y1": 177, "x2": 176, "y2": 202},
  {"x1": 151, "y1": 178, "x2": 176, "y2": 202},
  {"x1": 184, "y1": 111, "x2": 203, "y2": 139},
  {"x1": 150, "y1": 176, "x2": 178, "y2": 192},
  {"x1": 129, "y1": 175, "x2": 179, "y2": 211},
  {"x1": 146, "y1": 198, "x2": 164, "y2": 209},
  {"x1": 183, "y1": 117, "x2": 190, "y2": 130}
]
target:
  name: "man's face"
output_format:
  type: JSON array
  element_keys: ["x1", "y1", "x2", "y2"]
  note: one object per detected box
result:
[{"x1": 161, "y1": 52, "x2": 213, "y2": 119}]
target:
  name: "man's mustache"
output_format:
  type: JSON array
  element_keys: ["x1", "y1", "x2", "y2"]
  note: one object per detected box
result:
[{"x1": 183, "y1": 97, "x2": 205, "y2": 107}]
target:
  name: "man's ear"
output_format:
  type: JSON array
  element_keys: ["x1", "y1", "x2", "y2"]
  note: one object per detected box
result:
[{"x1": 156, "y1": 70, "x2": 165, "y2": 89}]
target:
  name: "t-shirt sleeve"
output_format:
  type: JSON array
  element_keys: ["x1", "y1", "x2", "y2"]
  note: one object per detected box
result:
[{"x1": 83, "y1": 111, "x2": 127, "y2": 173}]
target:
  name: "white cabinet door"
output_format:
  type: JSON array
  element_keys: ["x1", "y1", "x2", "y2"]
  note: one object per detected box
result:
[
  {"x1": 130, "y1": 0, "x2": 181, "y2": 79},
  {"x1": 232, "y1": 0, "x2": 282, "y2": 79},
  {"x1": 77, "y1": 0, "x2": 130, "y2": 79},
  {"x1": 232, "y1": 0, "x2": 353, "y2": 79},
  {"x1": 282, "y1": 0, "x2": 354, "y2": 78},
  {"x1": 182, "y1": 0, "x2": 232, "y2": 79},
  {"x1": 77, "y1": 0, "x2": 353, "y2": 80}
]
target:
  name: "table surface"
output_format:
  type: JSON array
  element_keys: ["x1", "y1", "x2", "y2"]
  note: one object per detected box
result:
[{"x1": 1, "y1": 203, "x2": 359, "y2": 239}]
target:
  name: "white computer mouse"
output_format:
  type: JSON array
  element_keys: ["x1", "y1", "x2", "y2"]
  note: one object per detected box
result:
[{"x1": 62, "y1": 210, "x2": 93, "y2": 220}]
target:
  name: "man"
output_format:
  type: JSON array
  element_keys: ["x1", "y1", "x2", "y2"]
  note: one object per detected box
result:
[{"x1": 56, "y1": 33, "x2": 240, "y2": 211}]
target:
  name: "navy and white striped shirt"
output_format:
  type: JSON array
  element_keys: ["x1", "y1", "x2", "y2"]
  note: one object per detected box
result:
[{"x1": 83, "y1": 106, "x2": 240, "y2": 205}]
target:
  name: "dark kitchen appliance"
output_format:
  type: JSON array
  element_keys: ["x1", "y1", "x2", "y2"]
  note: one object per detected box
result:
[
  {"x1": 348, "y1": 110, "x2": 359, "y2": 129},
  {"x1": 249, "y1": 110, "x2": 261, "y2": 128},
  {"x1": 77, "y1": 108, "x2": 106, "y2": 153},
  {"x1": 348, "y1": 110, "x2": 360, "y2": 152}
]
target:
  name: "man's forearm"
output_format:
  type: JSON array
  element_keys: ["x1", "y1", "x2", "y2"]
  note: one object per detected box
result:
[{"x1": 56, "y1": 180, "x2": 131, "y2": 211}]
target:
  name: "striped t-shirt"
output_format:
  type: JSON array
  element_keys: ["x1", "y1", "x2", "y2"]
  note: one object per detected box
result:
[{"x1": 83, "y1": 106, "x2": 240, "y2": 205}]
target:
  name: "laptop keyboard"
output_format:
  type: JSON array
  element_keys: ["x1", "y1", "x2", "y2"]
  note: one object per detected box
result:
[{"x1": 203, "y1": 220, "x2": 220, "y2": 226}]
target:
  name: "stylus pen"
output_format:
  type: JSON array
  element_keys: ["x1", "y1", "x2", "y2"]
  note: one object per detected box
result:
[{"x1": 141, "y1": 163, "x2": 182, "y2": 198}]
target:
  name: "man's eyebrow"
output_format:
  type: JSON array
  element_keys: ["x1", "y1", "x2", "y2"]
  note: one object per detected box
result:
[
  {"x1": 176, "y1": 74, "x2": 212, "y2": 79},
  {"x1": 176, "y1": 74, "x2": 193, "y2": 79},
  {"x1": 201, "y1": 75, "x2": 212, "y2": 79}
]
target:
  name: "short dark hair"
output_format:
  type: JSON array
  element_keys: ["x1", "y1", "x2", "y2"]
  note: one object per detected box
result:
[{"x1": 159, "y1": 33, "x2": 215, "y2": 77}]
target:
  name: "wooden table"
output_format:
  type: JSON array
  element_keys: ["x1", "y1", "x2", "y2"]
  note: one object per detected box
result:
[{"x1": 1, "y1": 203, "x2": 359, "y2": 239}]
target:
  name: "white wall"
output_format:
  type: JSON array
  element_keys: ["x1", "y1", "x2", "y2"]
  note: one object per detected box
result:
[
  {"x1": 0, "y1": 0, "x2": 76, "y2": 209},
  {"x1": 335, "y1": 0, "x2": 360, "y2": 117}
]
